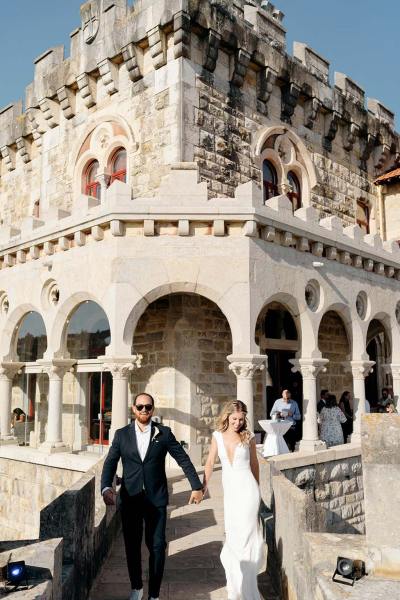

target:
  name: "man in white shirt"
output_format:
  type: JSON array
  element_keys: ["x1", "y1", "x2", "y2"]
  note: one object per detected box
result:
[{"x1": 101, "y1": 393, "x2": 203, "y2": 600}]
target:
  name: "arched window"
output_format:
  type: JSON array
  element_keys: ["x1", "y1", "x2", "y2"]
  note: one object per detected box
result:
[
  {"x1": 16, "y1": 312, "x2": 47, "y2": 362},
  {"x1": 66, "y1": 301, "x2": 111, "y2": 359},
  {"x1": 287, "y1": 171, "x2": 301, "y2": 211},
  {"x1": 263, "y1": 160, "x2": 278, "y2": 201},
  {"x1": 109, "y1": 148, "x2": 127, "y2": 184},
  {"x1": 83, "y1": 160, "x2": 100, "y2": 199},
  {"x1": 356, "y1": 199, "x2": 370, "y2": 233}
]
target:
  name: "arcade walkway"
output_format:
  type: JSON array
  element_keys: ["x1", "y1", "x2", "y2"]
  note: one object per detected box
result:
[{"x1": 89, "y1": 469, "x2": 280, "y2": 600}]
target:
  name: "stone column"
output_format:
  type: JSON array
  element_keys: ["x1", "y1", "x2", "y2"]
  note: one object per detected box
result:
[
  {"x1": 95, "y1": 172, "x2": 110, "y2": 203},
  {"x1": 39, "y1": 359, "x2": 75, "y2": 453},
  {"x1": 103, "y1": 356, "x2": 142, "y2": 442},
  {"x1": 290, "y1": 358, "x2": 328, "y2": 452},
  {"x1": 0, "y1": 362, "x2": 23, "y2": 443},
  {"x1": 227, "y1": 354, "x2": 266, "y2": 430},
  {"x1": 346, "y1": 360, "x2": 374, "y2": 445}
]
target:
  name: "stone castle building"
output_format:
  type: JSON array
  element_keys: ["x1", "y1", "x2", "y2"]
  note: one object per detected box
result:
[{"x1": 0, "y1": 0, "x2": 399, "y2": 466}]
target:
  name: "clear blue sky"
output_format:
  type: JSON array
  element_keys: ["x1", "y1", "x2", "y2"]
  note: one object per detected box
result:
[{"x1": 0, "y1": 1, "x2": 398, "y2": 127}]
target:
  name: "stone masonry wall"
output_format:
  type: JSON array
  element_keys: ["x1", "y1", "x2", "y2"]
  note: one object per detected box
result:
[
  {"x1": 281, "y1": 453, "x2": 364, "y2": 534},
  {"x1": 0, "y1": 458, "x2": 82, "y2": 540},
  {"x1": 131, "y1": 293, "x2": 236, "y2": 464},
  {"x1": 318, "y1": 310, "x2": 353, "y2": 400}
]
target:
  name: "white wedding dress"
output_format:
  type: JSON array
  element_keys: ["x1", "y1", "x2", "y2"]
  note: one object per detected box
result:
[{"x1": 213, "y1": 431, "x2": 266, "y2": 600}]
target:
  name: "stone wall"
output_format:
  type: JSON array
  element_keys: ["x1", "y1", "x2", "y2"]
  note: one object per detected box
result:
[
  {"x1": 318, "y1": 311, "x2": 353, "y2": 400},
  {"x1": 0, "y1": 457, "x2": 82, "y2": 540},
  {"x1": 131, "y1": 293, "x2": 236, "y2": 464},
  {"x1": 269, "y1": 445, "x2": 364, "y2": 535}
]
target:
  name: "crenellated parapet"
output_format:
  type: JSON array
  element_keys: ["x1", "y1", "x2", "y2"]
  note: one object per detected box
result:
[{"x1": 0, "y1": 0, "x2": 398, "y2": 188}]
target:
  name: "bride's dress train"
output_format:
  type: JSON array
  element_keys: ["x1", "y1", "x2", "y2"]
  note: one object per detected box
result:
[{"x1": 213, "y1": 431, "x2": 266, "y2": 600}]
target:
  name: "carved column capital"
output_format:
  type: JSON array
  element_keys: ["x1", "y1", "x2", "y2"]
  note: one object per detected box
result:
[
  {"x1": 227, "y1": 354, "x2": 266, "y2": 379},
  {"x1": 0, "y1": 362, "x2": 24, "y2": 381},
  {"x1": 389, "y1": 363, "x2": 400, "y2": 379},
  {"x1": 344, "y1": 360, "x2": 375, "y2": 380},
  {"x1": 290, "y1": 358, "x2": 329, "y2": 379},
  {"x1": 103, "y1": 355, "x2": 142, "y2": 379},
  {"x1": 39, "y1": 359, "x2": 76, "y2": 380}
]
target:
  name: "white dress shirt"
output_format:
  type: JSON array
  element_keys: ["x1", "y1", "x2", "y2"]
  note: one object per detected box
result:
[{"x1": 135, "y1": 419, "x2": 152, "y2": 461}]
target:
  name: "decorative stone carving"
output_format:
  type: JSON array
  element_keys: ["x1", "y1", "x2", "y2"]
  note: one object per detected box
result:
[
  {"x1": 0, "y1": 292, "x2": 9, "y2": 315},
  {"x1": 16, "y1": 137, "x2": 31, "y2": 164},
  {"x1": 81, "y1": 1, "x2": 100, "y2": 44},
  {"x1": 305, "y1": 280, "x2": 320, "y2": 312},
  {"x1": 360, "y1": 132, "x2": 376, "y2": 171},
  {"x1": 39, "y1": 98, "x2": 60, "y2": 129},
  {"x1": 304, "y1": 97, "x2": 321, "y2": 129},
  {"x1": 122, "y1": 43, "x2": 142, "y2": 82},
  {"x1": 257, "y1": 67, "x2": 277, "y2": 114},
  {"x1": 356, "y1": 291, "x2": 368, "y2": 320},
  {"x1": 343, "y1": 122, "x2": 359, "y2": 152},
  {"x1": 56, "y1": 86, "x2": 76, "y2": 119},
  {"x1": 103, "y1": 356, "x2": 143, "y2": 379},
  {"x1": 173, "y1": 11, "x2": 191, "y2": 59},
  {"x1": 231, "y1": 49, "x2": 251, "y2": 88},
  {"x1": 228, "y1": 360, "x2": 265, "y2": 379},
  {"x1": 290, "y1": 358, "x2": 328, "y2": 379},
  {"x1": 203, "y1": 29, "x2": 221, "y2": 72},
  {"x1": 26, "y1": 108, "x2": 44, "y2": 148},
  {"x1": 98, "y1": 59, "x2": 119, "y2": 95},
  {"x1": 275, "y1": 134, "x2": 295, "y2": 164},
  {"x1": 323, "y1": 111, "x2": 340, "y2": 151},
  {"x1": 76, "y1": 73, "x2": 96, "y2": 108},
  {"x1": 346, "y1": 360, "x2": 375, "y2": 380},
  {"x1": 281, "y1": 82, "x2": 301, "y2": 124},
  {"x1": 147, "y1": 25, "x2": 166, "y2": 69},
  {"x1": 0, "y1": 146, "x2": 15, "y2": 171}
]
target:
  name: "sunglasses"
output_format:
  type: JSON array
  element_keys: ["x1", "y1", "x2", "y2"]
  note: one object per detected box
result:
[{"x1": 135, "y1": 404, "x2": 153, "y2": 412}]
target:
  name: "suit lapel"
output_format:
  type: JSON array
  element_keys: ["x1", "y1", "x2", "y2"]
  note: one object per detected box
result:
[{"x1": 128, "y1": 422, "x2": 141, "y2": 461}]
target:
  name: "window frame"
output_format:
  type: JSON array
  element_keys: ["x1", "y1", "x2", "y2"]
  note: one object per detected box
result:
[
  {"x1": 263, "y1": 159, "x2": 279, "y2": 201},
  {"x1": 109, "y1": 147, "x2": 127, "y2": 184},
  {"x1": 84, "y1": 160, "x2": 100, "y2": 199},
  {"x1": 287, "y1": 170, "x2": 302, "y2": 212}
]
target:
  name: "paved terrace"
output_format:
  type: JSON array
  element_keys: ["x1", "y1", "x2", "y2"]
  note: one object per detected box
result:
[{"x1": 89, "y1": 468, "x2": 280, "y2": 600}]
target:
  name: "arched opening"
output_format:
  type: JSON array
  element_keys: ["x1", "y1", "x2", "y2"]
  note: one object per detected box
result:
[
  {"x1": 13, "y1": 312, "x2": 48, "y2": 445},
  {"x1": 83, "y1": 160, "x2": 100, "y2": 199},
  {"x1": 255, "y1": 302, "x2": 302, "y2": 427},
  {"x1": 318, "y1": 311, "x2": 352, "y2": 401},
  {"x1": 262, "y1": 160, "x2": 278, "y2": 201},
  {"x1": 66, "y1": 301, "x2": 112, "y2": 445},
  {"x1": 287, "y1": 170, "x2": 301, "y2": 211},
  {"x1": 109, "y1": 147, "x2": 127, "y2": 184},
  {"x1": 131, "y1": 293, "x2": 235, "y2": 465},
  {"x1": 366, "y1": 319, "x2": 392, "y2": 409}
]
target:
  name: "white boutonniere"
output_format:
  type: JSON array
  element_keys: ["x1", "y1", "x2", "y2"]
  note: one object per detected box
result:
[{"x1": 151, "y1": 425, "x2": 160, "y2": 443}]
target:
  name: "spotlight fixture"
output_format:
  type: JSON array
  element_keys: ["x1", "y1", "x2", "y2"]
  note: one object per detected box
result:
[
  {"x1": 332, "y1": 556, "x2": 366, "y2": 586},
  {"x1": 312, "y1": 261, "x2": 324, "y2": 268}
]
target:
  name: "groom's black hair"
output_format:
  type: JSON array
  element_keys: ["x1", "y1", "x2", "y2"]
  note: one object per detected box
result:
[{"x1": 133, "y1": 392, "x2": 155, "y2": 407}]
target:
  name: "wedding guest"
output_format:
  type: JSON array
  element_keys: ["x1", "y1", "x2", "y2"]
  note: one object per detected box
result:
[
  {"x1": 339, "y1": 391, "x2": 353, "y2": 442},
  {"x1": 270, "y1": 389, "x2": 301, "y2": 451},
  {"x1": 385, "y1": 402, "x2": 397, "y2": 414},
  {"x1": 317, "y1": 389, "x2": 329, "y2": 413},
  {"x1": 318, "y1": 394, "x2": 347, "y2": 448}
]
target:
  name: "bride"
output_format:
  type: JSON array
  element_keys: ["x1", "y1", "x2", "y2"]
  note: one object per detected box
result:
[{"x1": 203, "y1": 400, "x2": 266, "y2": 600}]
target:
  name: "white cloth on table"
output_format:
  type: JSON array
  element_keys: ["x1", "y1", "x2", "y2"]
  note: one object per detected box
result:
[{"x1": 259, "y1": 420, "x2": 292, "y2": 457}]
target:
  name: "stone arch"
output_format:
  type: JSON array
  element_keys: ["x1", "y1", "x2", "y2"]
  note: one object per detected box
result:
[
  {"x1": 123, "y1": 282, "x2": 243, "y2": 355},
  {"x1": 48, "y1": 292, "x2": 110, "y2": 359},
  {"x1": 365, "y1": 312, "x2": 392, "y2": 405},
  {"x1": 0, "y1": 303, "x2": 46, "y2": 360},
  {"x1": 253, "y1": 124, "x2": 318, "y2": 206},
  {"x1": 130, "y1": 292, "x2": 236, "y2": 465},
  {"x1": 317, "y1": 307, "x2": 352, "y2": 400},
  {"x1": 254, "y1": 293, "x2": 302, "y2": 417}
]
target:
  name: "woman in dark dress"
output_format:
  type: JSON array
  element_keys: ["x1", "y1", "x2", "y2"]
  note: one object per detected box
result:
[{"x1": 339, "y1": 391, "x2": 353, "y2": 442}]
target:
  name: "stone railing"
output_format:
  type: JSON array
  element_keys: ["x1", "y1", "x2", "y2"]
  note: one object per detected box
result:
[
  {"x1": 0, "y1": 456, "x2": 119, "y2": 600},
  {"x1": 1, "y1": 169, "x2": 399, "y2": 280}
]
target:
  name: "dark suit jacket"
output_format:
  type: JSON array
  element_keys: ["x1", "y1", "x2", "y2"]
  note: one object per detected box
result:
[
  {"x1": 317, "y1": 399, "x2": 326, "y2": 413},
  {"x1": 100, "y1": 422, "x2": 202, "y2": 507}
]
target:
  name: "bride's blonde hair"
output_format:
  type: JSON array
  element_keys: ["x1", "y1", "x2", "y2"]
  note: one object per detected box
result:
[{"x1": 217, "y1": 400, "x2": 252, "y2": 445}]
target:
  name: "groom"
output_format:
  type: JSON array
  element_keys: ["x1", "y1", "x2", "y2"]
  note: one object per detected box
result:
[{"x1": 101, "y1": 392, "x2": 203, "y2": 600}]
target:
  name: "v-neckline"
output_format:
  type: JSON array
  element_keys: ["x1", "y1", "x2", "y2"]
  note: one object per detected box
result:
[{"x1": 221, "y1": 433, "x2": 241, "y2": 467}]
